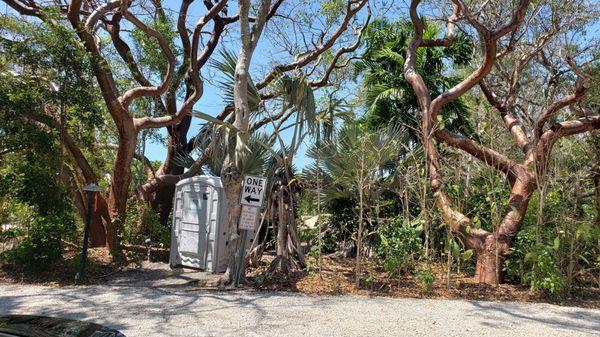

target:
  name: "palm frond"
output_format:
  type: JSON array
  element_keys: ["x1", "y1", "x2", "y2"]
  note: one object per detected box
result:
[{"x1": 209, "y1": 49, "x2": 261, "y2": 112}]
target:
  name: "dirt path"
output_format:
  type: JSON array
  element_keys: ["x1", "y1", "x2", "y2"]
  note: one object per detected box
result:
[{"x1": 1, "y1": 278, "x2": 598, "y2": 337}]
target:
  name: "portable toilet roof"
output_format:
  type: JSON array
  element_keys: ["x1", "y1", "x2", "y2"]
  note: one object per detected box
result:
[{"x1": 176, "y1": 175, "x2": 223, "y2": 189}]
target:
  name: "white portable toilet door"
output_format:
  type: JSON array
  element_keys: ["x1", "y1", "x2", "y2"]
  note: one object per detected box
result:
[{"x1": 176, "y1": 186, "x2": 213, "y2": 269}]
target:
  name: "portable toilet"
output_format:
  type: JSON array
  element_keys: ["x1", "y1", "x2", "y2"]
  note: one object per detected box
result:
[{"x1": 170, "y1": 175, "x2": 258, "y2": 272}]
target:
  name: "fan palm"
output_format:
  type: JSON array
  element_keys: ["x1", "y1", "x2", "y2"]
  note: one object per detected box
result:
[{"x1": 305, "y1": 122, "x2": 405, "y2": 285}]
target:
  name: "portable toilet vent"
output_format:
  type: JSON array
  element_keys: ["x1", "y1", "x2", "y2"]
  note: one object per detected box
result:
[{"x1": 170, "y1": 175, "x2": 258, "y2": 273}]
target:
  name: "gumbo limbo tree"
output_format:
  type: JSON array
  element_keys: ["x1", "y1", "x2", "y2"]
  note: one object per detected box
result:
[
  {"x1": 4, "y1": 0, "x2": 369, "y2": 268},
  {"x1": 403, "y1": 0, "x2": 599, "y2": 284}
]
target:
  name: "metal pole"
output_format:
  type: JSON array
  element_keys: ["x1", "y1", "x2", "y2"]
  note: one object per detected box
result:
[
  {"x1": 234, "y1": 229, "x2": 248, "y2": 287},
  {"x1": 75, "y1": 190, "x2": 94, "y2": 283}
]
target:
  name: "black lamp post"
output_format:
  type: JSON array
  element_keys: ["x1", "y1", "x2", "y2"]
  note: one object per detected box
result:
[{"x1": 75, "y1": 183, "x2": 101, "y2": 283}]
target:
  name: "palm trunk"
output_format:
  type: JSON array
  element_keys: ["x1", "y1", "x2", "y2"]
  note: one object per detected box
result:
[
  {"x1": 219, "y1": 160, "x2": 244, "y2": 282},
  {"x1": 274, "y1": 189, "x2": 290, "y2": 273},
  {"x1": 356, "y1": 183, "x2": 364, "y2": 287}
]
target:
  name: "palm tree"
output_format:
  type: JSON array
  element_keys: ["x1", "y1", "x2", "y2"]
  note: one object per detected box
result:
[
  {"x1": 306, "y1": 122, "x2": 404, "y2": 286},
  {"x1": 355, "y1": 19, "x2": 473, "y2": 139},
  {"x1": 311, "y1": 90, "x2": 354, "y2": 270},
  {"x1": 262, "y1": 73, "x2": 317, "y2": 273},
  {"x1": 184, "y1": 51, "x2": 334, "y2": 275},
  {"x1": 193, "y1": 54, "x2": 321, "y2": 274}
]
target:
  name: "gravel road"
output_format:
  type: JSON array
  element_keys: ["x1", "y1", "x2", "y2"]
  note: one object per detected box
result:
[{"x1": 1, "y1": 283, "x2": 599, "y2": 337}]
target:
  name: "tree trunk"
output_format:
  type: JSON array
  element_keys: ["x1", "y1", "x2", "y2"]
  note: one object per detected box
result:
[
  {"x1": 474, "y1": 234, "x2": 503, "y2": 284},
  {"x1": 152, "y1": 98, "x2": 193, "y2": 227},
  {"x1": 106, "y1": 126, "x2": 137, "y2": 257},
  {"x1": 592, "y1": 133, "x2": 600, "y2": 226},
  {"x1": 356, "y1": 181, "x2": 364, "y2": 287},
  {"x1": 268, "y1": 173, "x2": 304, "y2": 273},
  {"x1": 474, "y1": 174, "x2": 535, "y2": 284},
  {"x1": 273, "y1": 189, "x2": 291, "y2": 273},
  {"x1": 595, "y1": 173, "x2": 600, "y2": 226},
  {"x1": 220, "y1": 160, "x2": 243, "y2": 283}
]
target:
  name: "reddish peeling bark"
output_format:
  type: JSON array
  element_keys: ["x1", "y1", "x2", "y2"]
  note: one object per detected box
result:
[
  {"x1": 152, "y1": 112, "x2": 192, "y2": 226},
  {"x1": 64, "y1": 0, "x2": 209, "y2": 256},
  {"x1": 88, "y1": 205, "x2": 107, "y2": 248},
  {"x1": 137, "y1": 139, "x2": 214, "y2": 201},
  {"x1": 91, "y1": 193, "x2": 111, "y2": 247},
  {"x1": 403, "y1": 0, "x2": 533, "y2": 284},
  {"x1": 105, "y1": 125, "x2": 137, "y2": 255},
  {"x1": 402, "y1": 0, "x2": 598, "y2": 285},
  {"x1": 474, "y1": 173, "x2": 536, "y2": 283}
]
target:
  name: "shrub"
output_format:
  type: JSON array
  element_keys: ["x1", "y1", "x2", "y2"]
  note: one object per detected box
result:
[
  {"x1": 505, "y1": 229, "x2": 565, "y2": 294},
  {"x1": 123, "y1": 201, "x2": 170, "y2": 247},
  {"x1": 1, "y1": 213, "x2": 75, "y2": 270},
  {"x1": 415, "y1": 268, "x2": 435, "y2": 291},
  {"x1": 375, "y1": 218, "x2": 423, "y2": 276},
  {"x1": 523, "y1": 244, "x2": 566, "y2": 294},
  {"x1": 299, "y1": 226, "x2": 318, "y2": 245}
]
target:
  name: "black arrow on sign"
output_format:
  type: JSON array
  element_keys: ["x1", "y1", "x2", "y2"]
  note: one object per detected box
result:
[{"x1": 244, "y1": 195, "x2": 260, "y2": 203}]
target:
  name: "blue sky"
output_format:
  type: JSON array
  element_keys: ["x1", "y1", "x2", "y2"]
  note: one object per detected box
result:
[
  {"x1": 1, "y1": 0, "x2": 362, "y2": 170},
  {"x1": 4, "y1": 1, "x2": 596, "y2": 172},
  {"x1": 142, "y1": 0, "x2": 370, "y2": 170}
]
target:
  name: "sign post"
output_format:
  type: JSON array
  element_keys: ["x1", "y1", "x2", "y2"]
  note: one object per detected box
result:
[
  {"x1": 234, "y1": 175, "x2": 267, "y2": 287},
  {"x1": 75, "y1": 183, "x2": 102, "y2": 284}
]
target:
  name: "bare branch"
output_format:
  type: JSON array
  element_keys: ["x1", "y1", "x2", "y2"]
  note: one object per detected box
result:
[
  {"x1": 435, "y1": 128, "x2": 520, "y2": 181},
  {"x1": 106, "y1": 14, "x2": 152, "y2": 88},
  {"x1": 535, "y1": 82, "x2": 590, "y2": 140},
  {"x1": 118, "y1": 2, "x2": 176, "y2": 108},
  {"x1": 191, "y1": 0, "x2": 228, "y2": 71},
  {"x1": 536, "y1": 115, "x2": 600, "y2": 175},
  {"x1": 67, "y1": 0, "x2": 128, "y2": 122},
  {"x1": 85, "y1": 0, "x2": 119, "y2": 31},
  {"x1": 431, "y1": 0, "x2": 530, "y2": 114},
  {"x1": 137, "y1": 129, "x2": 218, "y2": 199},
  {"x1": 255, "y1": 0, "x2": 368, "y2": 90},
  {"x1": 310, "y1": 2, "x2": 371, "y2": 88},
  {"x1": 480, "y1": 80, "x2": 532, "y2": 154},
  {"x1": 421, "y1": 3, "x2": 459, "y2": 47},
  {"x1": 3, "y1": 0, "x2": 42, "y2": 16}
]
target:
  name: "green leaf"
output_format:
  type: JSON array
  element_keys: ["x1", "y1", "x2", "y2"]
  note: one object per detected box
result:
[
  {"x1": 578, "y1": 254, "x2": 590, "y2": 265},
  {"x1": 461, "y1": 249, "x2": 473, "y2": 261},
  {"x1": 452, "y1": 240, "x2": 460, "y2": 257}
]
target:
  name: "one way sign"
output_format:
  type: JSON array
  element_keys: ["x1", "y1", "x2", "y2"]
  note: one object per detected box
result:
[{"x1": 240, "y1": 175, "x2": 267, "y2": 207}]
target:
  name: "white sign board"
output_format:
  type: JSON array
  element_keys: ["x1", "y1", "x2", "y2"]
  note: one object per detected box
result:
[
  {"x1": 239, "y1": 205, "x2": 259, "y2": 231},
  {"x1": 240, "y1": 175, "x2": 267, "y2": 207}
]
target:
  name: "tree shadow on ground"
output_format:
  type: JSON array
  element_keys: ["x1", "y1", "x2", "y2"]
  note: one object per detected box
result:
[
  {"x1": 467, "y1": 300, "x2": 600, "y2": 335},
  {"x1": 0, "y1": 282, "x2": 338, "y2": 337}
]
